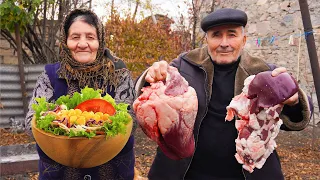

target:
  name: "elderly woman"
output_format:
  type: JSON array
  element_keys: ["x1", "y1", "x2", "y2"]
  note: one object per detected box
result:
[{"x1": 25, "y1": 9, "x2": 136, "y2": 179}]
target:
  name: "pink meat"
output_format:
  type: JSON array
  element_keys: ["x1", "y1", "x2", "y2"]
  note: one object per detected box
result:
[
  {"x1": 133, "y1": 66, "x2": 198, "y2": 160},
  {"x1": 226, "y1": 72, "x2": 298, "y2": 173}
]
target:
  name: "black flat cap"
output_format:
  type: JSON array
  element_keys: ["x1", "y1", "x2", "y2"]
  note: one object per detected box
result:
[{"x1": 201, "y1": 8, "x2": 248, "y2": 32}]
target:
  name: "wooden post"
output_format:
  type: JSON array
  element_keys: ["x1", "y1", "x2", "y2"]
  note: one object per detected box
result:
[{"x1": 298, "y1": 0, "x2": 320, "y2": 109}]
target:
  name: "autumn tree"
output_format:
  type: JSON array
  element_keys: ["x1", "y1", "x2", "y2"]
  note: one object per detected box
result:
[{"x1": 105, "y1": 12, "x2": 191, "y2": 77}]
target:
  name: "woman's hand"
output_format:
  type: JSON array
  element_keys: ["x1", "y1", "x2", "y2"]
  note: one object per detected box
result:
[
  {"x1": 145, "y1": 60, "x2": 169, "y2": 83},
  {"x1": 272, "y1": 67, "x2": 299, "y2": 106}
]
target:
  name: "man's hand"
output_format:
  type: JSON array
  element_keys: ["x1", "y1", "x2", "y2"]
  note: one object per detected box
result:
[
  {"x1": 145, "y1": 60, "x2": 169, "y2": 83},
  {"x1": 271, "y1": 67, "x2": 299, "y2": 106}
]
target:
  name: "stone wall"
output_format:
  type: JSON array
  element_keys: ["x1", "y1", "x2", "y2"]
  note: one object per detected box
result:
[{"x1": 215, "y1": 0, "x2": 320, "y2": 123}]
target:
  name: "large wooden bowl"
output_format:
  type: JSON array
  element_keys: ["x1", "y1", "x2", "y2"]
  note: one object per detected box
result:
[{"x1": 31, "y1": 116, "x2": 132, "y2": 168}]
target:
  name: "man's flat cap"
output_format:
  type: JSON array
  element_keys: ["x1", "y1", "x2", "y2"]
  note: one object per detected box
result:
[{"x1": 201, "y1": 8, "x2": 248, "y2": 32}]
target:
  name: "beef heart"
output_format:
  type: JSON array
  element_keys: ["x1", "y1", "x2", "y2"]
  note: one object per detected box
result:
[{"x1": 133, "y1": 66, "x2": 198, "y2": 160}]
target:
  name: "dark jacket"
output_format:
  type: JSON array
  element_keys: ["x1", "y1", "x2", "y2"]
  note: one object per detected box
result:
[{"x1": 135, "y1": 45, "x2": 311, "y2": 180}]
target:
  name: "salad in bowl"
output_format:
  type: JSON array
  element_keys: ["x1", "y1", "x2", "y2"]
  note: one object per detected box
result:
[
  {"x1": 32, "y1": 86, "x2": 131, "y2": 138},
  {"x1": 31, "y1": 86, "x2": 133, "y2": 168}
]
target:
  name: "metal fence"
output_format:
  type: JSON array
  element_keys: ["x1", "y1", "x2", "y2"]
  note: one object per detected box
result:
[{"x1": 0, "y1": 64, "x2": 45, "y2": 128}]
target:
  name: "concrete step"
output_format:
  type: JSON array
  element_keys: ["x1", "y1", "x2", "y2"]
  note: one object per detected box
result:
[
  {"x1": 0, "y1": 154, "x2": 39, "y2": 176},
  {"x1": 0, "y1": 143, "x2": 39, "y2": 176}
]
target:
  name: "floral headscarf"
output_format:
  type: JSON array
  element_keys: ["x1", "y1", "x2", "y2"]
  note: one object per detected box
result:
[{"x1": 57, "y1": 8, "x2": 116, "y2": 93}]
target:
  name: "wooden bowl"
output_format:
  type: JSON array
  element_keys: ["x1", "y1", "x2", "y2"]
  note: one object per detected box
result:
[{"x1": 31, "y1": 116, "x2": 132, "y2": 168}]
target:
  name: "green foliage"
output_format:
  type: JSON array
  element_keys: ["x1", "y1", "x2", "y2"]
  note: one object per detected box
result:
[
  {"x1": 105, "y1": 13, "x2": 191, "y2": 78},
  {"x1": 0, "y1": 0, "x2": 41, "y2": 34}
]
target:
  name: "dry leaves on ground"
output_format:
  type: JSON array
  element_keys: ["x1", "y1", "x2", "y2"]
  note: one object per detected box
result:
[
  {"x1": 0, "y1": 128, "x2": 35, "y2": 146},
  {"x1": 1, "y1": 125, "x2": 319, "y2": 179}
]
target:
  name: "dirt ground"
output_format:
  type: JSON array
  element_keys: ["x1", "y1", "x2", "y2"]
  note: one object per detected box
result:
[
  {"x1": 1, "y1": 125, "x2": 319, "y2": 180},
  {"x1": 276, "y1": 125, "x2": 320, "y2": 180}
]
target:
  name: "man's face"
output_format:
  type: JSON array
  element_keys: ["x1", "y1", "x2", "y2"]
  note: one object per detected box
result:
[{"x1": 206, "y1": 25, "x2": 246, "y2": 65}]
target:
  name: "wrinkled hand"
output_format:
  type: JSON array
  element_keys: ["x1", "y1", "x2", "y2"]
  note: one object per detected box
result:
[
  {"x1": 272, "y1": 67, "x2": 299, "y2": 106},
  {"x1": 145, "y1": 60, "x2": 169, "y2": 83}
]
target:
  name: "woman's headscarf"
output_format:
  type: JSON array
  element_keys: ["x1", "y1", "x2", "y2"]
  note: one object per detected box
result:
[{"x1": 57, "y1": 8, "x2": 116, "y2": 93}]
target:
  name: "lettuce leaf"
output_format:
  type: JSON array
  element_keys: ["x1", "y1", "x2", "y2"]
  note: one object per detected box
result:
[
  {"x1": 80, "y1": 87, "x2": 102, "y2": 101},
  {"x1": 103, "y1": 111, "x2": 131, "y2": 137},
  {"x1": 32, "y1": 97, "x2": 56, "y2": 118},
  {"x1": 53, "y1": 127, "x2": 68, "y2": 136},
  {"x1": 36, "y1": 114, "x2": 56, "y2": 131},
  {"x1": 115, "y1": 103, "x2": 129, "y2": 112},
  {"x1": 102, "y1": 93, "x2": 116, "y2": 107},
  {"x1": 69, "y1": 129, "x2": 96, "y2": 138}
]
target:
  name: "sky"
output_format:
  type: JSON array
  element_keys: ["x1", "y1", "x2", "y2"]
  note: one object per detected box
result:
[{"x1": 92, "y1": 0, "x2": 190, "y2": 26}]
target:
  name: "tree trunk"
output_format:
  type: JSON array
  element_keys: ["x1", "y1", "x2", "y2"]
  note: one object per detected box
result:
[
  {"x1": 42, "y1": 0, "x2": 47, "y2": 45},
  {"x1": 15, "y1": 24, "x2": 28, "y2": 116},
  {"x1": 48, "y1": 2, "x2": 56, "y2": 63},
  {"x1": 191, "y1": 0, "x2": 198, "y2": 49}
]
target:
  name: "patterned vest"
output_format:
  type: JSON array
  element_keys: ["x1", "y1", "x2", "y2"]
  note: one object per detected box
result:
[{"x1": 36, "y1": 62, "x2": 134, "y2": 180}]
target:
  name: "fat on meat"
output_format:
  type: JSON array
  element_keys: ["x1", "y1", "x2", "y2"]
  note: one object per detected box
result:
[
  {"x1": 133, "y1": 66, "x2": 198, "y2": 160},
  {"x1": 225, "y1": 74, "x2": 294, "y2": 173}
]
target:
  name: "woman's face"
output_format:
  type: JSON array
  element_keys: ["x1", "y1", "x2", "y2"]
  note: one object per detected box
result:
[{"x1": 67, "y1": 20, "x2": 99, "y2": 64}]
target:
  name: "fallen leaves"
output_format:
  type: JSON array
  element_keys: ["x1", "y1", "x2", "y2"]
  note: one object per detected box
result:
[
  {"x1": 1, "y1": 125, "x2": 319, "y2": 179},
  {"x1": 0, "y1": 128, "x2": 35, "y2": 146},
  {"x1": 277, "y1": 126, "x2": 320, "y2": 180}
]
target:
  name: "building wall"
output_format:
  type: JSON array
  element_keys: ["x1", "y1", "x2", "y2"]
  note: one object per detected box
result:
[
  {"x1": 0, "y1": 64, "x2": 45, "y2": 128},
  {"x1": 0, "y1": 34, "x2": 19, "y2": 65},
  {"x1": 213, "y1": 0, "x2": 320, "y2": 123}
]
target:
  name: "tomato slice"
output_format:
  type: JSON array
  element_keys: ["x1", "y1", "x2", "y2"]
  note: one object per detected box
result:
[{"x1": 75, "y1": 99, "x2": 116, "y2": 115}]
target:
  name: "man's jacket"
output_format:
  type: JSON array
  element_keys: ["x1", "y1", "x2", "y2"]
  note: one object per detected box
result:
[{"x1": 135, "y1": 45, "x2": 311, "y2": 180}]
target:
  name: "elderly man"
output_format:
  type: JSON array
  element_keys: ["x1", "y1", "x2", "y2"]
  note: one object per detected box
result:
[{"x1": 135, "y1": 8, "x2": 311, "y2": 180}]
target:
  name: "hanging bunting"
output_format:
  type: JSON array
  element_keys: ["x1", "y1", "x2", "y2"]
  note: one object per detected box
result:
[
  {"x1": 246, "y1": 29, "x2": 318, "y2": 46},
  {"x1": 269, "y1": 35, "x2": 275, "y2": 44},
  {"x1": 288, "y1": 34, "x2": 294, "y2": 45},
  {"x1": 256, "y1": 37, "x2": 261, "y2": 47}
]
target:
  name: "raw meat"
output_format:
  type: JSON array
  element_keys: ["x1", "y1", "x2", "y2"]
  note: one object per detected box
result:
[
  {"x1": 226, "y1": 72, "x2": 298, "y2": 172},
  {"x1": 133, "y1": 66, "x2": 198, "y2": 160}
]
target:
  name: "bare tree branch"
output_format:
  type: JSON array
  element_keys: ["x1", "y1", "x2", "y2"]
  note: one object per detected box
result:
[
  {"x1": 132, "y1": 0, "x2": 140, "y2": 21},
  {"x1": 1, "y1": 29, "x2": 34, "y2": 64},
  {"x1": 210, "y1": 0, "x2": 215, "y2": 12}
]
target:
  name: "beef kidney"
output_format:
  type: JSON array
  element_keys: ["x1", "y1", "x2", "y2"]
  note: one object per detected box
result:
[
  {"x1": 226, "y1": 71, "x2": 298, "y2": 172},
  {"x1": 247, "y1": 71, "x2": 298, "y2": 113},
  {"x1": 133, "y1": 66, "x2": 198, "y2": 160}
]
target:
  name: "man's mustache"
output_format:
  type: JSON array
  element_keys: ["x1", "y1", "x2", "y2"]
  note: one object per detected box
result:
[{"x1": 216, "y1": 48, "x2": 234, "y2": 53}]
